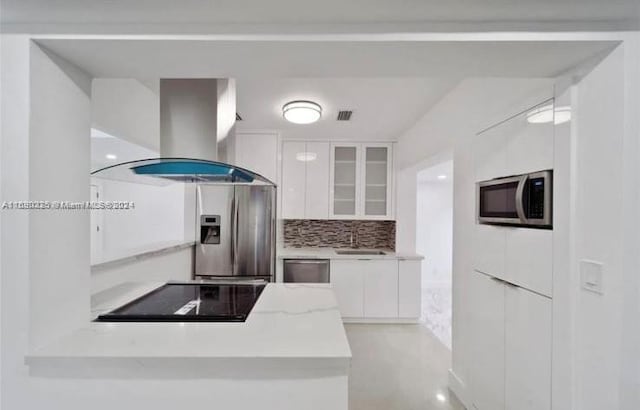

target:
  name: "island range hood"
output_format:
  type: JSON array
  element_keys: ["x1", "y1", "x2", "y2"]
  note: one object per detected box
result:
[{"x1": 91, "y1": 157, "x2": 275, "y2": 185}]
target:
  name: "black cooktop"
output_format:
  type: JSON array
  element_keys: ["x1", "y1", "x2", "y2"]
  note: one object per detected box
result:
[{"x1": 96, "y1": 283, "x2": 266, "y2": 322}]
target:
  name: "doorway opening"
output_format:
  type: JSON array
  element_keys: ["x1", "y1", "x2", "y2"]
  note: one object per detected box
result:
[{"x1": 416, "y1": 160, "x2": 453, "y2": 349}]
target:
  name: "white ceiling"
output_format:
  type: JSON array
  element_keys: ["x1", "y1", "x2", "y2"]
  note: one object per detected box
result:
[
  {"x1": 36, "y1": 37, "x2": 616, "y2": 143},
  {"x1": 36, "y1": 39, "x2": 617, "y2": 80},
  {"x1": 3, "y1": 0, "x2": 639, "y2": 31},
  {"x1": 235, "y1": 77, "x2": 459, "y2": 141}
]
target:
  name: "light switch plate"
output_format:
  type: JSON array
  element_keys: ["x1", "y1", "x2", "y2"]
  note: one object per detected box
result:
[{"x1": 580, "y1": 260, "x2": 604, "y2": 295}]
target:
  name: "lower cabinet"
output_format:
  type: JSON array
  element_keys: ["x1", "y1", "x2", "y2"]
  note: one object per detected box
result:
[
  {"x1": 330, "y1": 259, "x2": 420, "y2": 320},
  {"x1": 330, "y1": 260, "x2": 365, "y2": 317},
  {"x1": 363, "y1": 260, "x2": 398, "y2": 318},
  {"x1": 398, "y1": 260, "x2": 422, "y2": 318},
  {"x1": 469, "y1": 270, "x2": 552, "y2": 410},
  {"x1": 469, "y1": 270, "x2": 505, "y2": 410},
  {"x1": 504, "y1": 282, "x2": 552, "y2": 410}
]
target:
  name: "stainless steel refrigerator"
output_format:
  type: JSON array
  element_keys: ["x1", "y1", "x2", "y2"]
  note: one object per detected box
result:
[{"x1": 195, "y1": 184, "x2": 276, "y2": 282}]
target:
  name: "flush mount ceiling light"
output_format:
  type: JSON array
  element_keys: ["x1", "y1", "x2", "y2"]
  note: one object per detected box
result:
[
  {"x1": 283, "y1": 100, "x2": 322, "y2": 124},
  {"x1": 437, "y1": 174, "x2": 447, "y2": 180},
  {"x1": 553, "y1": 106, "x2": 572, "y2": 124},
  {"x1": 526, "y1": 105, "x2": 572, "y2": 125},
  {"x1": 296, "y1": 152, "x2": 318, "y2": 162},
  {"x1": 105, "y1": 154, "x2": 117, "y2": 160}
]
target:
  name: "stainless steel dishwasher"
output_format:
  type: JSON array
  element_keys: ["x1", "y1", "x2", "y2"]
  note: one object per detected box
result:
[{"x1": 283, "y1": 259, "x2": 330, "y2": 283}]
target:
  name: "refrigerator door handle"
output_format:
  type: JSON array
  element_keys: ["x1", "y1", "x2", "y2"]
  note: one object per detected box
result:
[
  {"x1": 233, "y1": 193, "x2": 240, "y2": 274},
  {"x1": 230, "y1": 196, "x2": 236, "y2": 271}
]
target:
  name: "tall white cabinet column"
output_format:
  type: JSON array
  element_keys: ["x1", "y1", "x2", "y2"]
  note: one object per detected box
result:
[{"x1": 467, "y1": 99, "x2": 555, "y2": 410}]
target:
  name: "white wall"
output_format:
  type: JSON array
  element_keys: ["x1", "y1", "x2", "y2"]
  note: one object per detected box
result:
[
  {"x1": 91, "y1": 78, "x2": 160, "y2": 151},
  {"x1": 1, "y1": 36, "x2": 94, "y2": 408},
  {"x1": 416, "y1": 163, "x2": 453, "y2": 285},
  {"x1": 568, "y1": 39, "x2": 640, "y2": 410},
  {"x1": 91, "y1": 178, "x2": 187, "y2": 264},
  {"x1": 416, "y1": 161, "x2": 454, "y2": 348},
  {"x1": 0, "y1": 34, "x2": 31, "y2": 410},
  {"x1": 28, "y1": 43, "x2": 92, "y2": 351},
  {"x1": 91, "y1": 247, "x2": 193, "y2": 294}
]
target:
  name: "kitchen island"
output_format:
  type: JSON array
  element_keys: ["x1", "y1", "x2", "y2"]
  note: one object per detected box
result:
[{"x1": 26, "y1": 282, "x2": 351, "y2": 410}]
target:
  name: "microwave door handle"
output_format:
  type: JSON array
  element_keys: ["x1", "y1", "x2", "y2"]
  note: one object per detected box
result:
[{"x1": 515, "y1": 175, "x2": 528, "y2": 223}]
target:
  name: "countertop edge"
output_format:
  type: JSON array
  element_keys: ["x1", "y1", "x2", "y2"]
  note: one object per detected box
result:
[
  {"x1": 91, "y1": 241, "x2": 195, "y2": 271},
  {"x1": 277, "y1": 247, "x2": 424, "y2": 261}
]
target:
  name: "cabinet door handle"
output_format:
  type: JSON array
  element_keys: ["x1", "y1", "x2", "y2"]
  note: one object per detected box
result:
[
  {"x1": 503, "y1": 281, "x2": 519, "y2": 289},
  {"x1": 491, "y1": 276, "x2": 520, "y2": 289}
]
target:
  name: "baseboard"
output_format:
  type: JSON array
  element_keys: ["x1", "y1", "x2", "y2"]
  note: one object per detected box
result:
[
  {"x1": 448, "y1": 369, "x2": 473, "y2": 409},
  {"x1": 341, "y1": 317, "x2": 421, "y2": 324}
]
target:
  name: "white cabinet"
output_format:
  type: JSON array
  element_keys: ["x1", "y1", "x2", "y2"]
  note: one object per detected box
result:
[
  {"x1": 473, "y1": 123, "x2": 508, "y2": 182},
  {"x1": 505, "y1": 284, "x2": 552, "y2": 410},
  {"x1": 504, "y1": 228, "x2": 553, "y2": 297},
  {"x1": 469, "y1": 270, "x2": 505, "y2": 410},
  {"x1": 330, "y1": 143, "x2": 393, "y2": 220},
  {"x1": 473, "y1": 224, "x2": 552, "y2": 297},
  {"x1": 505, "y1": 103, "x2": 554, "y2": 176},
  {"x1": 330, "y1": 260, "x2": 364, "y2": 318},
  {"x1": 361, "y1": 144, "x2": 393, "y2": 218},
  {"x1": 330, "y1": 144, "x2": 360, "y2": 218},
  {"x1": 473, "y1": 224, "x2": 507, "y2": 280},
  {"x1": 330, "y1": 259, "x2": 418, "y2": 320},
  {"x1": 235, "y1": 132, "x2": 278, "y2": 183},
  {"x1": 304, "y1": 142, "x2": 330, "y2": 219},
  {"x1": 363, "y1": 260, "x2": 398, "y2": 318},
  {"x1": 281, "y1": 141, "x2": 306, "y2": 219},
  {"x1": 398, "y1": 260, "x2": 421, "y2": 318},
  {"x1": 474, "y1": 101, "x2": 554, "y2": 181},
  {"x1": 469, "y1": 270, "x2": 552, "y2": 410},
  {"x1": 281, "y1": 141, "x2": 330, "y2": 219}
]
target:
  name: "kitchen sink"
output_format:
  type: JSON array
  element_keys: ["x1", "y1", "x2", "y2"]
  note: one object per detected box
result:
[{"x1": 334, "y1": 249, "x2": 386, "y2": 255}]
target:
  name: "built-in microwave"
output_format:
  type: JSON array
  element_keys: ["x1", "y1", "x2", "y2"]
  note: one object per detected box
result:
[{"x1": 477, "y1": 170, "x2": 552, "y2": 228}]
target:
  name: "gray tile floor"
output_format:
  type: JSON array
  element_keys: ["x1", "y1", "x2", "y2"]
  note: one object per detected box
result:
[{"x1": 345, "y1": 324, "x2": 465, "y2": 410}]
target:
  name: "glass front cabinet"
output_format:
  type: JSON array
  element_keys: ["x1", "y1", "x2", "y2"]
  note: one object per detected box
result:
[{"x1": 329, "y1": 143, "x2": 393, "y2": 219}]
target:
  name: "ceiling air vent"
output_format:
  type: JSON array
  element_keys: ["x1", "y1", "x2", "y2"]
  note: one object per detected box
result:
[
  {"x1": 337, "y1": 110, "x2": 353, "y2": 121},
  {"x1": 236, "y1": 113, "x2": 243, "y2": 121}
]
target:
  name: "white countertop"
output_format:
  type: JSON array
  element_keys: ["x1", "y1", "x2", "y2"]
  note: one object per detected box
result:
[
  {"x1": 27, "y1": 282, "x2": 351, "y2": 365},
  {"x1": 278, "y1": 247, "x2": 424, "y2": 261}
]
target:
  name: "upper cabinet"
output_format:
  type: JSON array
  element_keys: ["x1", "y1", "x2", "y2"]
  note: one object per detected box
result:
[
  {"x1": 281, "y1": 141, "x2": 306, "y2": 219},
  {"x1": 330, "y1": 144, "x2": 360, "y2": 217},
  {"x1": 330, "y1": 143, "x2": 393, "y2": 220},
  {"x1": 305, "y1": 142, "x2": 331, "y2": 219},
  {"x1": 281, "y1": 141, "x2": 330, "y2": 219},
  {"x1": 473, "y1": 100, "x2": 554, "y2": 182}
]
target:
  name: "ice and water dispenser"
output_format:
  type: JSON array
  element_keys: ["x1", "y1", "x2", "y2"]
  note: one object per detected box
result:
[{"x1": 200, "y1": 215, "x2": 221, "y2": 244}]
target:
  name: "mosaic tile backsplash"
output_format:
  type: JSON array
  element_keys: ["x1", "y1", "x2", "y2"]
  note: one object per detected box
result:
[{"x1": 283, "y1": 220, "x2": 396, "y2": 250}]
